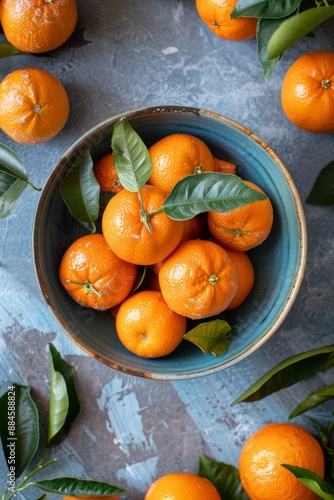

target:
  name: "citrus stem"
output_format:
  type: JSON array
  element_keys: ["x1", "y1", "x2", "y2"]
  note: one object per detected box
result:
[
  {"x1": 321, "y1": 79, "x2": 330, "y2": 89},
  {"x1": 66, "y1": 279, "x2": 101, "y2": 296},
  {"x1": 27, "y1": 180, "x2": 42, "y2": 191},
  {"x1": 208, "y1": 274, "x2": 219, "y2": 286},
  {"x1": 137, "y1": 189, "x2": 153, "y2": 234},
  {"x1": 210, "y1": 219, "x2": 248, "y2": 236}
]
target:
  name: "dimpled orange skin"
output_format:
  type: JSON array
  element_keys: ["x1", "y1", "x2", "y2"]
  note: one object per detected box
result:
[
  {"x1": 281, "y1": 50, "x2": 334, "y2": 134},
  {"x1": 93, "y1": 153, "x2": 123, "y2": 193},
  {"x1": 207, "y1": 181, "x2": 273, "y2": 251},
  {"x1": 239, "y1": 422, "x2": 325, "y2": 500},
  {"x1": 144, "y1": 472, "x2": 221, "y2": 500},
  {"x1": 195, "y1": 0, "x2": 257, "y2": 42},
  {"x1": 0, "y1": 68, "x2": 70, "y2": 144},
  {"x1": 102, "y1": 184, "x2": 185, "y2": 266},
  {"x1": 222, "y1": 246, "x2": 255, "y2": 310},
  {"x1": 148, "y1": 133, "x2": 216, "y2": 192},
  {"x1": 0, "y1": 0, "x2": 78, "y2": 53},
  {"x1": 59, "y1": 234, "x2": 137, "y2": 310},
  {"x1": 116, "y1": 290, "x2": 187, "y2": 358},
  {"x1": 159, "y1": 239, "x2": 238, "y2": 319}
]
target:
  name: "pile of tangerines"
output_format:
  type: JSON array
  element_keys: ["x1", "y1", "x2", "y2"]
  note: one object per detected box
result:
[{"x1": 59, "y1": 131, "x2": 274, "y2": 359}]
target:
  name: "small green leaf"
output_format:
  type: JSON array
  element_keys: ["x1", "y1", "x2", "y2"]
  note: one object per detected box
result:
[
  {"x1": 289, "y1": 384, "x2": 334, "y2": 419},
  {"x1": 256, "y1": 18, "x2": 282, "y2": 81},
  {"x1": 48, "y1": 353, "x2": 69, "y2": 445},
  {"x1": 231, "y1": 345, "x2": 334, "y2": 405},
  {"x1": 184, "y1": 319, "x2": 236, "y2": 357},
  {"x1": 306, "y1": 160, "x2": 334, "y2": 206},
  {"x1": 34, "y1": 477, "x2": 126, "y2": 497},
  {"x1": 0, "y1": 174, "x2": 28, "y2": 220},
  {"x1": 198, "y1": 455, "x2": 249, "y2": 500},
  {"x1": 47, "y1": 344, "x2": 81, "y2": 446},
  {"x1": 163, "y1": 172, "x2": 266, "y2": 220},
  {"x1": 0, "y1": 43, "x2": 23, "y2": 58},
  {"x1": 111, "y1": 118, "x2": 152, "y2": 192},
  {"x1": 267, "y1": 6, "x2": 334, "y2": 59},
  {"x1": 36, "y1": 496, "x2": 48, "y2": 500},
  {"x1": 60, "y1": 148, "x2": 100, "y2": 231},
  {"x1": 0, "y1": 384, "x2": 39, "y2": 478},
  {"x1": 282, "y1": 465, "x2": 334, "y2": 500},
  {"x1": 0, "y1": 143, "x2": 29, "y2": 181},
  {"x1": 232, "y1": 0, "x2": 302, "y2": 19}
]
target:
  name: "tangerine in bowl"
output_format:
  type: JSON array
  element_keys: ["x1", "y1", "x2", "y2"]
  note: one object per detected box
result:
[{"x1": 33, "y1": 106, "x2": 307, "y2": 380}]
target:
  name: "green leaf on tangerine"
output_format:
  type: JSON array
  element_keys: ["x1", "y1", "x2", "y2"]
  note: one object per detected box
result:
[
  {"x1": 0, "y1": 383, "x2": 39, "y2": 478},
  {"x1": 267, "y1": 6, "x2": 334, "y2": 59},
  {"x1": 184, "y1": 319, "x2": 236, "y2": 357},
  {"x1": 198, "y1": 455, "x2": 248, "y2": 500},
  {"x1": 306, "y1": 160, "x2": 334, "y2": 206},
  {"x1": 231, "y1": 0, "x2": 302, "y2": 19},
  {"x1": 60, "y1": 148, "x2": 100, "y2": 231},
  {"x1": 34, "y1": 477, "x2": 126, "y2": 496},
  {"x1": 163, "y1": 172, "x2": 267, "y2": 220},
  {"x1": 47, "y1": 343, "x2": 81, "y2": 446},
  {"x1": 281, "y1": 465, "x2": 334, "y2": 500},
  {"x1": 111, "y1": 118, "x2": 152, "y2": 192}
]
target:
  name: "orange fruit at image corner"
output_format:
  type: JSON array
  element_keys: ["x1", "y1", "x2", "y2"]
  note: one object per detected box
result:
[
  {"x1": 0, "y1": 68, "x2": 70, "y2": 144},
  {"x1": 63, "y1": 497, "x2": 120, "y2": 500},
  {"x1": 59, "y1": 234, "x2": 137, "y2": 311},
  {"x1": 144, "y1": 472, "x2": 221, "y2": 500},
  {"x1": 239, "y1": 422, "x2": 325, "y2": 500},
  {"x1": 281, "y1": 50, "x2": 334, "y2": 134},
  {"x1": 0, "y1": 0, "x2": 78, "y2": 53},
  {"x1": 195, "y1": 0, "x2": 257, "y2": 42},
  {"x1": 116, "y1": 290, "x2": 187, "y2": 358},
  {"x1": 159, "y1": 239, "x2": 238, "y2": 319},
  {"x1": 102, "y1": 184, "x2": 185, "y2": 266}
]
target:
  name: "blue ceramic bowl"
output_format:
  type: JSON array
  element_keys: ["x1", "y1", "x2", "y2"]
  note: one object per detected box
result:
[{"x1": 33, "y1": 106, "x2": 307, "y2": 380}]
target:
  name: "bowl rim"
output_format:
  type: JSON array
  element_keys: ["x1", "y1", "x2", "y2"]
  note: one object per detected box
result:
[{"x1": 33, "y1": 105, "x2": 308, "y2": 380}]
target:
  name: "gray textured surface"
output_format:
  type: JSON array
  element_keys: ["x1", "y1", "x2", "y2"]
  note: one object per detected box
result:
[{"x1": 1, "y1": 1, "x2": 334, "y2": 498}]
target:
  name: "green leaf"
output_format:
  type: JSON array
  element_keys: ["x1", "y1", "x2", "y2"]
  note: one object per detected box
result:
[
  {"x1": 0, "y1": 43, "x2": 23, "y2": 58},
  {"x1": 34, "y1": 477, "x2": 126, "y2": 497},
  {"x1": 0, "y1": 174, "x2": 28, "y2": 220},
  {"x1": 306, "y1": 160, "x2": 334, "y2": 206},
  {"x1": 163, "y1": 173, "x2": 266, "y2": 220},
  {"x1": 256, "y1": 18, "x2": 282, "y2": 81},
  {"x1": 289, "y1": 384, "x2": 334, "y2": 419},
  {"x1": 0, "y1": 383, "x2": 39, "y2": 478},
  {"x1": 183, "y1": 319, "x2": 236, "y2": 357},
  {"x1": 60, "y1": 148, "x2": 100, "y2": 231},
  {"x1": 111, "y1": 118, "x2": 152, "y2": 192},
  {"x1": 47, "y1": 344, "x2": 81, "y2": 446},
  {"x1": 232, "y1": 0, "x2": 302, "y2": 19},
  {"x1": 36, "y1": 496, "x2": 48, "y2": 500},
  {"x1": 282, "y1": 465, "x2": 334, "y2": 500},
  {"x1": 267, "y1": 6, "x2": 334, "y2": 59},
  {"x1": 198, "y1": 455, "x2": 249, "y2": 500},
  {"x1": 231, "y1": 345, "x2": 334, "y2": 405},
  {"x1": 0, "y1": 143, "x2": 29, "y2": 181},
  {"x1": 48, "y1": 352, "x2": 69, "y2": 445}
]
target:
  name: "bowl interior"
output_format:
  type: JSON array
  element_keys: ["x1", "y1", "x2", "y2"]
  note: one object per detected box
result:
[{"x1": 33, "y1": 106, "x2": 307, "y2": 380}]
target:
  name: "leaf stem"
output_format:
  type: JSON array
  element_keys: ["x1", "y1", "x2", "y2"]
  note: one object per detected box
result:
[
  {"x1": 27, "y1": 180, "x2": 42, "y2": 191},
  {"x1": 66, "y1": 279, "x2": 101, "y2": 297},
  {"x1": 2, "y1": 458, "x2": 57, "y2": 500},
  {"x1": 137, "y1": 189, "x2": 153, "y2": 233}
]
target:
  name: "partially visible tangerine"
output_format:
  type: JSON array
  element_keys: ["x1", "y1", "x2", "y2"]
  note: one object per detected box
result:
[
  {"x1": 93, "y1": 153, "x2": 123, "y2": 193},
  {"x1": 159, "y1": 239, "x2": 238, "y2": 319},
  {"x1": 221, "y1": 246, "x2": 255, "y2": 310},
  {"x1": 0, "y1": 0, "x2": 78, "y2": 53},
  {"x1": 208, "y1": 180, "x2": 273, "y2": 251},
  {"x1": 148, "y1": 133, "x2": 216, "y2": 192},
  {"x1": 214, "y1": 157, "x2": 237, "y2": 174},
  {"x1": 195, "y1": 0, "x2": 257, "y2": 42},
  {"x1": 101, "y1": 184, "x2": 185, "y2": 266},
  {"x1": 144, "y1": 472, "x2": 221, "y2": 500},
  {"x1": 115, "y1": 290, "x2": 187, "y2": 358},
  {"x1": 180, "y1": 214, "x2": 205, "y2": 243},
  {"x1": 59, "y1": 234, "x2": 137, "y2": 310}
]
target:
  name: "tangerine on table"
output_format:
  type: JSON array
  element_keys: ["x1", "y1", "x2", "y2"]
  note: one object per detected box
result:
[
  {"x1": 59, "y1": 234, "x2": 137, "y2": 310},
  {"x1": 195, "y1": 0, "x2": 257, "y2": 42},
  {"x1": 207, "y1": 180, "x2": 273, "y2": 251},
  {"x1": 239, "y1": 422, "x2": 325, "y2": 500},
  {"x1": 159, "y1": 239, "x2": 238, "y2": 319},
  {"x1": 281, "y1": 50, "x2": 334, "y2": 134},
  {"x1": 0, "y1": 68, "x2": 70, "y2": 144},
  {"x1": 93, "y1": 153, "x2": 123, "y2": 193},
  {"x1": 148, "y1": 133, "x2": 216, "y2": 192},
  {"x1": 115, "y1": 290, "x2": 187, "y2": 358},
  {"x1": 144, "y1": 472, "x2": 221, "y2": 500},
  {"x1": 0, "y1": 0, "x2": 78, "y2": 53},
  {"x1": 102, "y1": 184, "x2": 185, "y2": 266}
]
